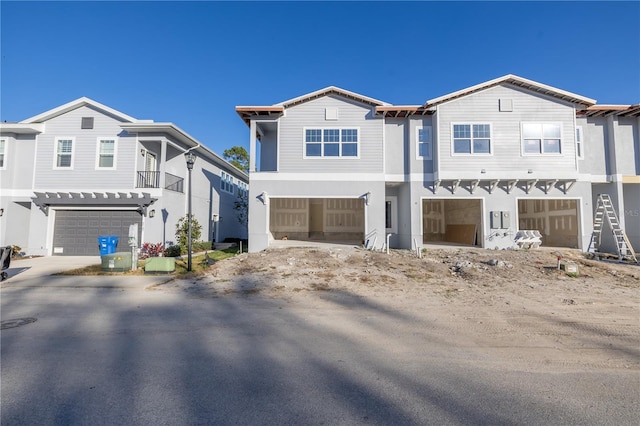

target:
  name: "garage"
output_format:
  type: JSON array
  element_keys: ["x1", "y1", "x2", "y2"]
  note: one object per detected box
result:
[
  {"x1": 53, "y1": 210, "x2": 142, "y2": 255},
  {"x1": 269, "y1": 198, "x2": 364, "y2": 243},
  {"x1": 423, "y1": 199, "x2": 482, "y2": 246},
  {"x1": 517, "y1": 199, "x2": 579, "y2": 248}
]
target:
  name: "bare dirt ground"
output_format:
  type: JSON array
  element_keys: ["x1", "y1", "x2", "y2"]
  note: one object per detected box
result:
[{"x1": 155, "y1": 245, "x2": 639, "y2": 372}]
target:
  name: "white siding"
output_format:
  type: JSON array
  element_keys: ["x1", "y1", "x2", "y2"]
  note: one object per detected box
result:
[
  {"x1": 437, "y1": 84, "x2": 578, "y2": 178},
  {"x1": 278, "y1": 95, "x2": 383, "y2": 173},
  {"x1": 34, "y1": 105, "x2": 137, "y2": 189}
]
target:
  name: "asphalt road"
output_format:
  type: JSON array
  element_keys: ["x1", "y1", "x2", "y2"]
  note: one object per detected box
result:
[{"x1": 1, "y1": 276, "x2": 638, "y2": 425}]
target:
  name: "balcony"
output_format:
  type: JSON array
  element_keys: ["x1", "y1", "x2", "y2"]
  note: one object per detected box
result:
[{"x1": 137, "y1": 171, "x2": 184, "y2": 193}]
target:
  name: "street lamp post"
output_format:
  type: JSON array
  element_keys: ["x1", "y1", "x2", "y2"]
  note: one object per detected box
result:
[{"x1": 185, "y1": 152, "x2": 196, "y2": 272}]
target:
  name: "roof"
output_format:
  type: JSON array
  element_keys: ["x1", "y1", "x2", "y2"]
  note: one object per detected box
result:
[
  {"x1": 120, "y1": 122, "x2": 249, "y2": 180},
  {"x1": 275, "y1": 86, "x2": 390, "y2": 108},
  {"x1": 374, "y1": 105, "x2": 434, "y2": 118},
  {"x1": 21, "y1": 97, "x2": 139, "y2": 123},
  {"x1": 577, "y1": 104, "x2": 640, "y2": 117},
  {"x1": 235, "y1": 106, "x2": 285, "y2": 125},
  {"x1": 424, "y1": 74, "x2": 597, "y2": 108},
  {"x1": 0, "y1": 122, "x2": 45, "y2": 134},
  {"x1": 236, "y1": 86, "x2": 389, "y2": 126}
]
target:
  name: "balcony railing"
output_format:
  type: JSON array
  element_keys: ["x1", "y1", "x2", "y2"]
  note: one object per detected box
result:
[
  {"x1": 137, "y1": 171, "x2": 160, "y2": 188},
  {"x1": 136, "y1": 171, "x2": 184, "y2": 193},
  {"x1": 164, "y1": 172, "x2": 184, "y2": 193}
]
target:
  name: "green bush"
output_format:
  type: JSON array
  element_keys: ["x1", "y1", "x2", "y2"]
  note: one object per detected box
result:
[{"x1": 164, "y1": 245, "x2": 182, "y2": 257}]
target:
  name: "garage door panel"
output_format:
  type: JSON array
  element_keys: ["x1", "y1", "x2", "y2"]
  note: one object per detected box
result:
[{"x1": 53, "y1": 210, "x2": 142, "y2": 256}]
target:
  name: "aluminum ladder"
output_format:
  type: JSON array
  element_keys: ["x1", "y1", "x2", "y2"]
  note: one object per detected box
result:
[{"x1": 588, "y1": 194, "x2": 638, "y2": 262}]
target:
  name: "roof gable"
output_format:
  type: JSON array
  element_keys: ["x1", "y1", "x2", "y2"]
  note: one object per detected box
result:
[
  {"x1": 275, "y1": 86, "x2": 390, "y2": 108},
  {"x1": 21, "y1": 97, "x2": 139, "y2": 124},
  {"x1": 424, "y1": 74, "x2": 596, "y2": 108}
]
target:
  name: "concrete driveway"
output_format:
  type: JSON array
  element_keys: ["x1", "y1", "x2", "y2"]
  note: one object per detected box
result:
[{"x1": 1, "y1": 255, "x2": 170, "y2": 290}]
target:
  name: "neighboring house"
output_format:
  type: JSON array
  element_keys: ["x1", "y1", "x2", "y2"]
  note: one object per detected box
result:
[
  {"x1": 236, "y1": 75, "x2": 639, "y2": 254},
  {"x1": 0, "y1": 97, "x2": 248, "y2": 256}
]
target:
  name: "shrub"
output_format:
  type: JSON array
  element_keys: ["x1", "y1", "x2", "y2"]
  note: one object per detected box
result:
[
  {"x1": 164, "y1": 244, "x2": 182, "y2": 257},
  {"x1": 139, "y1": 242, "x2": 165, "y2": 259},
  {"x1": 175, "y1": 214, "x2": 202, "y2": 248}
]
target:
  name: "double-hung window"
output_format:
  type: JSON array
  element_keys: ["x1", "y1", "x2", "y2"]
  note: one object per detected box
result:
[
  {"x1": 0, "y1": 139, "x2": 6, "y2": 169},
  {"x1": 221, "y1": 171, "x2": 234, "y2": 194},
  {"x1": 304, "y1": 128, "x2": 359, "y2": 158},
  {"x1": 452, "y1": 124, "x2": 491, "y2": 154},
  {"x1": 522, "y1": 123, "x2": 562, "y2": 154},
  {"x1": 417, "y1": 126, "x2": 432, "y2": 159},
  {"x1": 55, "y1": 137, "x2": 74, "y2": 169},
  {"x1": 96, "y1": 138, "x2": 116, "y2": 169}
]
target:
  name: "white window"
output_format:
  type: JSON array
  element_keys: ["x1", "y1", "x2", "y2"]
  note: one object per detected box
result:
[
  {"x1": 0, "y1": 139, "x2": 6, "y2": 169},
  {"x1": 452, "y1": 124, "x2": 491, "y2": 155},
  {"x1": 522, "y1": 123, "x2": 562, "y2": 155},
  {"x1": 221, "y1": 171, "x2": 234, "y2": 194},
  {"x1": 96, "y1": 138, "x2": 116, "y2": 169},
  {"x1": 303, "y1": 127, "x2": 359, "y2": 158},
  {"x1": 237, "y1": 181, "x2": 248, "y2": 199},
  {"x1": 576, "y1": 126, "x2": 584, "y2": 159},
  {"x1": 417, "y1": 126, "x2": 432, "y2": 159},
  {"x1": 54, "y1": 137, "x2": 74, "y2": 169}
]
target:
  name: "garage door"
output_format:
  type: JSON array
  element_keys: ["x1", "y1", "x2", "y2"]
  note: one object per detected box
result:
[{"x1": 53, "y1": 210, "x2": 142, "y2": 256}]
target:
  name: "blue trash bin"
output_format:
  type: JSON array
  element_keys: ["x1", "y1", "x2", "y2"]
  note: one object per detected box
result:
[{"x1": 98, "y1": 236, "x2": 119, "y2": 256}]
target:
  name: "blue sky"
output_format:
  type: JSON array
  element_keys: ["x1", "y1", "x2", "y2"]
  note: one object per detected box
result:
[{"x1": 2, "y1": 1, "x2": 639, "y2": 156}]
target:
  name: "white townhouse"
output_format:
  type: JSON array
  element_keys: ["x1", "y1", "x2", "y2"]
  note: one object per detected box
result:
[
  {"x1": 236, "y1": 75, "x2": 639, "y2": 255},
  {"x1": 0, "y1": 98, "x2": 248, "y2": 256}
]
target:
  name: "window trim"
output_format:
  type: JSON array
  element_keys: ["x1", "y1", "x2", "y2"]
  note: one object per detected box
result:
[
  {"x1": 302, "y1": 127, "x2": 361, "y2": 159},
  {"x1": 95, "y1": 137, "x2": 118, "y2": 170},
  {"x1": 520, "y1": 122, "x2": 563, "y2": 156},
  {"x1": 416, "y1": 126, "x2": 433, "y2": 160},
  {"x1": 53, "y1": 137, "x2": 75, "y2": 170},
  {"x1": 220, "y1": 171, "x2": 234, "y2": 194},
  {"x1": 575, "y1": 126, "x2": 584, "y2": 160},
  {"x1": 450, "y1": 123, "x2": 493, "y2": 156},
  {"x1": 0, "y1": 138, "x2": 6, "y2": 170}
]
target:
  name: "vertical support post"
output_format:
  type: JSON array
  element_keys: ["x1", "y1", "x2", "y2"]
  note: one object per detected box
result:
[{"x1": 185, "y1": 152, "x2": 196, "y2": 272}]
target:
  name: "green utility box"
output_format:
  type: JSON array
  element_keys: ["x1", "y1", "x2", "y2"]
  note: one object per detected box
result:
[
  {"x1": 101, "y1": 252, "x2": 132, "y2": 272},
  {"x1": 144, "y1": 257, "x2": 176, "y2": 273}
]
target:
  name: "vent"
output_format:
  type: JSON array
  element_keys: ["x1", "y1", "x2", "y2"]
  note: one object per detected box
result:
[
  {"x1": 499, "y1": 99, "x2": 513, "y2": 112},
  {"x1": 325, "y1": 108, "x2": 338, "y2": 120},
  {"x1": 81, "y1": 117, "x2": 94, "y2": 129}
]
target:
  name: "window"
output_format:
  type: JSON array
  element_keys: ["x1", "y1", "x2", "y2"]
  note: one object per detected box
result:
[
  {"x1": 304, "y1": 128, "x2": 359, "y2": 158},
  {"x1": 0, "y1": 139, "x2": 6, "y2": 169},
  {"x1": 417, "y1": 126, "x2": 432, "y2": 159},
  {"x1": 54, "y1": 137, "x2": 74, "y2": 168},
  {"x1": 385, "y1": 196, "x2": 397, "y2": 233},
  {"x1": 452, "y1": 124, "x2": 491, "y2": 154},
  {"x1": 522, "y1": 123, "x2": 562, "y2": 154},
  {"x1": 576, "y1": 126, "x2": 584, "y2": 159},
  {"x1": 221, "y1": 171, "x2": 234, "y2": 194},
  {"x1": 96, "y1": 138, "x2": 116, "y2": 168},
  {"x1": 237, "y1": 181, "x2": 248, "y2": 199}
]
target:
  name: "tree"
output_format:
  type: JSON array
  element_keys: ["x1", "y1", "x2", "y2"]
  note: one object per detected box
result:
[
  {"x1": 175, "y1": 214, "x2": 202, "y2": 247},
  {"x1": 223, "y1": 146, "x2": 250, "y2": 173}
]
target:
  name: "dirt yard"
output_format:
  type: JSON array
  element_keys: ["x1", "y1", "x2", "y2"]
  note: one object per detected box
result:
[{"x1": 155, "y1": 245, "x2": 639, "y2": 372}]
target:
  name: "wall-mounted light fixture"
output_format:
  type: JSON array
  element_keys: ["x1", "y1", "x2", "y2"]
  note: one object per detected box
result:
[
  {"x1": 0, "y1": 208, "x2": 4, "y2": 216},
  {"x1": 141, "y1": 149, "x2": 145, "y2": 156},
  {"x1": 481, "y1": 169, "x2": 486, "y2": 174},
  {"x1": 363, "y1": 192, "x2": 371, "y2": 206},
  {"x1": 149, "y1": 209, "x2": 155, "y2": 218},
  {"x1": 528, "y1": 169, "x2": 534, "y2": 174}
]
